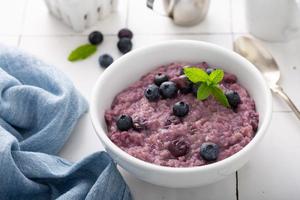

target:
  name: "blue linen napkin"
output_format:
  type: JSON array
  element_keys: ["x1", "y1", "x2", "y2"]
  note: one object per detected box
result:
[{"x1": 0, "y1": 45, "x2": 132, "y2": 200}]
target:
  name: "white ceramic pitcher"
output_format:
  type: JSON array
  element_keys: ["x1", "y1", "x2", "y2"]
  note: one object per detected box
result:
[
  {"x1": 246, "y1": 0, "x2": 300, "y2": 41},
  {"x1": 147, "y1": 0, "x2": 210, "y2": 26}
]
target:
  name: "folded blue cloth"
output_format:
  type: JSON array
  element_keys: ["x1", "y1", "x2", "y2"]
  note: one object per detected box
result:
[{"x1": 0, "y1": 45, "x2": 132, "y2": 200}]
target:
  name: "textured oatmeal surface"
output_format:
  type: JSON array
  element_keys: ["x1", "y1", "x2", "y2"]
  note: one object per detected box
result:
[{"x1": 105, "y1": 62, "x2": 259, "y2": 167}]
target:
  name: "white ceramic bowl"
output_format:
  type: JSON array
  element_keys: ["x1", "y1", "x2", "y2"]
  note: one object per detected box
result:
[{"x1": 90, "y1": 40, "x2": 272, "y2": 188}]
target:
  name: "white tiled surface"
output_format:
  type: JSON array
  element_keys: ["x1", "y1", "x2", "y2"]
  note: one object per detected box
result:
[
  {"x1": 239, "y1": 113, "x2": 300, "y2": 200},
  {"x1": 0, "y1": 0, "x2": 28, "y2": 36},
  {"x1": 0, "y1": 36, "x2": 19, "y2": 46},
  {"x1": 121, "y1": 169, "x2": 236, "y2": 200},
  {"x1": 133, "y1": 34, "x2": 233, "y2": 49},
  {"x1": 232, "y1": 0, "x2": 247, "y2": 34},
  {"x1": 1, "y1": 0, "x2": 300, "y2": 199}
]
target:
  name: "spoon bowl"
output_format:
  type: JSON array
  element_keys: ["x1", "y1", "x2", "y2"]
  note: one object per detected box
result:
[
  {"x1": 234, "y1": 36, "x2": 300, "y2": 120},
  {"x1": 234, "y1": 36, "x2": 280, "y2": 87}
]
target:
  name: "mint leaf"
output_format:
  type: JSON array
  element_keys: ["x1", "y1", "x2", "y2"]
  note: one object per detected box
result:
[
  {"x1": 184, "y1": 67, "x2": 209, "y2": 83},
  {"x1": 183, "y1": 66, "x2": 229, "y2": 108},
  {"x1": 209, "y1": 69, "x2": 224, "y2": 84},
  {"x1": 197, "y1": 83, "x2": 211, "y2": 100},
  {"x1": 210, "y1": 86, "x2": 230, "y2": 107},
  {"x1": 68, "y1": 44, "x2": 97, "y2": 62}
]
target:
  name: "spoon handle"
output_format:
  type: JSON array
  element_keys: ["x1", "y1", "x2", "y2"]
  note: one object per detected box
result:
[{"x1": 272, "y1": 85, "x2": 300, "y2": 120}]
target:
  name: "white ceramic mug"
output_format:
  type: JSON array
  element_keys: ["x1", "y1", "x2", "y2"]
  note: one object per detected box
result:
[{"x1": 245, "y1": 0, "x2": 300, "y2": 41}]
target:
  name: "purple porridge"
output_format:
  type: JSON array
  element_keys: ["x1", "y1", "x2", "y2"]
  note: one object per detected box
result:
[{"x1": 105, "y1": 62, "x2": 259, "y2": 167}]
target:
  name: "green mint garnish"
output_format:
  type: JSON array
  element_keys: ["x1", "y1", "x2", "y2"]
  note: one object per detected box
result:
[
  {"x1": 184, "y1": 67, "x2": 230, "y2": 107},
  {"x1": 68, "y1": 44, "x2": 97, "y2": 62},
  {"x1": 210, "y1": 85, "x2": 230, "y2": 107},
  {"x1": 183, "y1": 67, "x2": 209, "y2": 83},
  {"x1": 197, "y1": 83, "x2": 211, "y2": 100}
]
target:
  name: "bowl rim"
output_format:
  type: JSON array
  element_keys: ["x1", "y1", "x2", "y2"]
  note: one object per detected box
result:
[{"x1": 90, "y1": 40, "x2": 272, "y2": 173}]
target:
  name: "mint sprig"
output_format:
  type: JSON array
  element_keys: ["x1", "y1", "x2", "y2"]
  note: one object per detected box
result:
[
  {"x1": 197, "y1": 83, "x2": 211, "y2": 100},
  {"x1": 184, "y1": 67, "x2": 230, "y2": 107},
  {"x1": 184, "y1": 67, "x2": 209, "y2": 83},
  {"x1": 210, "y1": 85, "x2": 229, "y2": 107},
  {"x1": 68, "y1": 44, "x2": 97, "y2": 62}
]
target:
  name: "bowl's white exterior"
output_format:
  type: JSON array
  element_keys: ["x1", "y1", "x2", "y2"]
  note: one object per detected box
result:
[{"x1": 90, "y1": 40, "x2": 272, "y2": 188}]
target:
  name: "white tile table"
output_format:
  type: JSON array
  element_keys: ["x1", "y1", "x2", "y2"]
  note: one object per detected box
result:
[{"x1": 0, "y1": 0, "x2": 299, "y2": 199}]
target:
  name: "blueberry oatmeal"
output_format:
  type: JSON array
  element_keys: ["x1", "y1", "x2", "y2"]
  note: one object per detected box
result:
[{"x1": 104, "y1": 62, "x2": 259, "y2": 167}]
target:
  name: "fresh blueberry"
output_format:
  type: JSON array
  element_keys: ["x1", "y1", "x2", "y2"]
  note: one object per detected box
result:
[
  {"x1": 99, "y1": 54, "x2": 114, "y2": 68},
  {"x1": 200, "y1": 142, "x2": 219, "y2": 161},
  {"x1": 225, "y1": 90, "x2": 241, "y2": 109},
  {"x1": 171, "y1": 75, "x2": 192, "y2": 94},
  {"x1": 173, "y1": 101, "x2": 189, "y2": 117},
  {"x1": 118, "y1": 28, "x2": 133, "y2": 39},
  {"x1": 168, "y1": 138, "x2": 190, "y2": 157},
  {"x1": 180, "y1": 83, "x2": 193, "y2": 94},
  {"x1": 206, "y1": 68, "x2": 214, "y2": 75},
  {"x1": 192, "y1": 82, "x2": 202, "y2": 97},
  {"x1": 117, "y1": 38, "x2": 132, "y2": 54},
  {"x1": 159, "y1": 81, "x2": 178, "y2": 98},
  {"x1": 144, "y1": 84, "x2": 160, "y2": 101},
  {"x1": 154, "y1": 73, "x2": 169, "y2": 86},
  {"x1": 116, "y1": 114, "x2": 133, "y2": 131},
  {"x1": 88, "y1": 31, "x2": 103, "y2": 45}
]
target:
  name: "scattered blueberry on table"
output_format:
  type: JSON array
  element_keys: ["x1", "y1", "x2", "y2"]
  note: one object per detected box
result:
[
  {"x1": 117, "y1": 38, "x2": 133, "y2": 54},
  {"x1": 99, "y1": 54, "x2": 114, "y2": 68},
  {"x1": 88, "y1": 31, "x2": 103, "y2": 45},
  {"x1": 69, "y1": 28, "x2": 134, "y2": 65},
  {"x1": 118, "y1": 28, "x2": 133, "y2": 39}
]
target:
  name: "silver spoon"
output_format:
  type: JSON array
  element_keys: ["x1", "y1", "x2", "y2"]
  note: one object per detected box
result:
[{"x1": 234, "y1": 35, "x2": 300, "y2": 120}]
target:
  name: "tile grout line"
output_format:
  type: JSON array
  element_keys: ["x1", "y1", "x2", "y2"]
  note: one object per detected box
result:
[
  {"x1": 17, "y1": 35, "x2": 22, "y2": 47},
  {"x1": 273, "y1": 110, "x2": 293, "y2": 113},
  {"x1": 14, "y1": 32, "x2": 240, "y2": 38},
  {"x1": 229, "y1": 1, "x2": 240, "y2": 200},
  {"x1": 125, "y1": 0, "x2": 130, "y2": 28},
  {"x1": 0, "y1": 31, "x2": 248, "y2": 38},
  {"x1": 17, "y1": 0, "x2": 29, "y2": 47},
  {"x1": 229, "y1": 0, "x2": 235, "y2": 45},
  {"x1": 235, "y1": 171, "x2": 239, "y2": 200}
]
